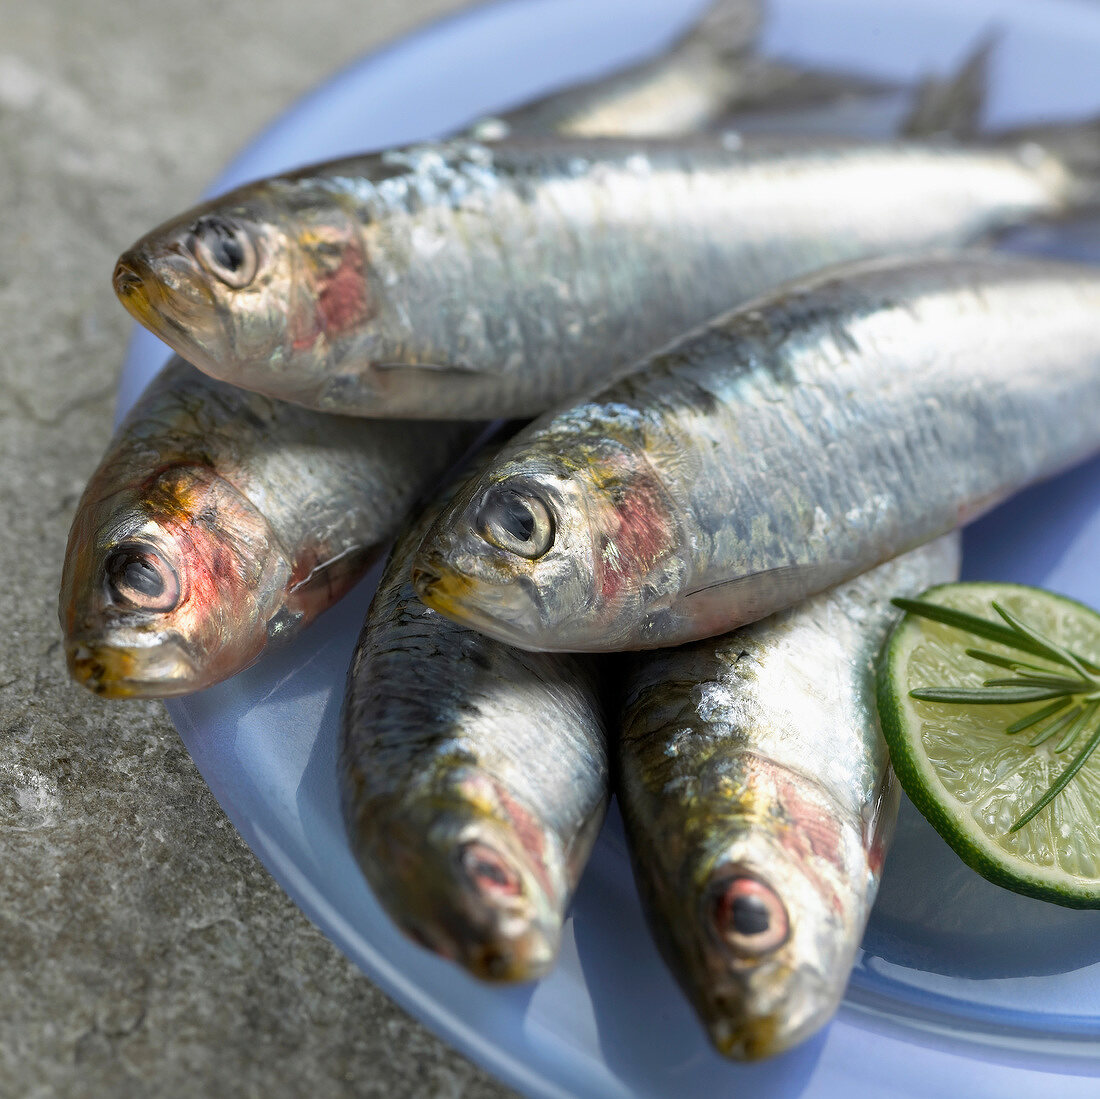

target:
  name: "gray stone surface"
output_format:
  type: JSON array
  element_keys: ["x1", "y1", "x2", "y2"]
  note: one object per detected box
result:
[{"x1": 0, "y1": 2, "x2": 514, "y2": 1095}]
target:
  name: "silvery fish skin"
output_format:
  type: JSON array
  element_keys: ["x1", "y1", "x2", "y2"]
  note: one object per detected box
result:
[
  {"x1": 480, "y1": 0, "x2": 896, "y2": 142},
  {"x1": 485, "y1": 61, "x2": 904, "y2": 141},
  {"x1": 341, "y1": 464, "x2": 608, "y2": 981},
  {"x1": 480, "y1": 0, "x2": 764, "y2": 139},
  {"x1": 413, "y1": 253, "x2": 1100, "y2": 650},
  {"x1": 112, "y1": 135, "x2": 1074, "y2": 419},
  {"x1": 618, "y1": 537, "x2": 960, "y2": 1059},
  {"x1": 59, "y1": 358, "x2": 475, "y2": 698}
]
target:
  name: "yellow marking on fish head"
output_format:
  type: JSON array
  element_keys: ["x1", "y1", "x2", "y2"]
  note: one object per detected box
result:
[
  {"x1": 413, "y1": 567, "x2": 477, "y2": 619},
  {"x1": 66, "y1": 642, "x2": 140, "y2": 699}
]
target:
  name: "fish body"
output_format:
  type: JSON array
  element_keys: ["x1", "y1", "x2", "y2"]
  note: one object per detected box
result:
[
  {"x1": 481, "y1": 0, "x2": 765, "y2": 139},
  {"x1": 413, "y1": 252, "x2": 1100, "y2": 650},
  {"x1": 482, "y1": 0, "x2": 897, "y2": 142},
  {"x1": 59, "y1": 358, "x2": 476, "y2": 697},
  {"x1": 618, "y1": 537, "x2": 960, "y2": 1058},
  {"x1": 114, "y1": 136, "x2": 1074, "y2": 419},
  {"x1": 341, "y1": 460, "x2": 608, "y2": 980}
]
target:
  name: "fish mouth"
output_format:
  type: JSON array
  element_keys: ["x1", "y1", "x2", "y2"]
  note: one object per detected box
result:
[
  {"x1": 692, "y1": 938, "x2": 834, "y2": 1061},
  {"x1": 411, "y1": 559, "x2": 478, "y2": 619},
  {"x1": 707, "y1": 1011, "x2": 785, "y2": 1061},
  {"x1": 112, "y1": 249, "x2": 219, "y2": 365},
  {"x1": 411, "y1": 554, "x2": 551, "y2": 650},
  {"x1": 404, "y1": 908, "x2": 559, "y2": 983},
  {"x1": 701, "y1": 973, "x2": 837, "y2": 1061},
  {"x1": 113, "y1": 258, "x2": 145, "y2": 300},
  {"x1": 409, "y1": 563, "x2": 442, "y2": 600},
  {"x1": 360, "y1": 810, "x2": 562, "y2": 982},
  {"x1": 65, "y1": 637, "x2": 201, "y2": 699},
  {"x1": 111, "y1": 253, "x2": 178, "y2": 343}
]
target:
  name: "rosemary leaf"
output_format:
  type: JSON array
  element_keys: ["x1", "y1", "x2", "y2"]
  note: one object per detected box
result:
[
  {"x1": 1011, "y1": 720, "x2": 1100, "y2": 833},
  {"x1": 893, "y1": 598, "x2": 1100, "y2": 674},
  {"x1": 966, "y1": 648, "x2": 1063, "y2": 676},
  {"x1": 1055, "y1": 700, "x2": 1100, "y2": 754},
  {"x1": 1005, "y1": 697, "x2": 1072, "y2": 734},
  {"x1": 1028, "y1": 705, "x2": 1082, "y2": 747},
  {"x1": 982, "y1": 675, "x2": 1087, "y2": 692},
  {"x1": 993, "y1": 602, "x2": 1099, "y2": 680},
  {"x1": 911, "y1": 685, "x2": 1072, "y2": 705}
]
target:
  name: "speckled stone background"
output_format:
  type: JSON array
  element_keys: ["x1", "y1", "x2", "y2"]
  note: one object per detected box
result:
[{"x1": 0, "y1": 2, "x2": 515, "y2": 1095}]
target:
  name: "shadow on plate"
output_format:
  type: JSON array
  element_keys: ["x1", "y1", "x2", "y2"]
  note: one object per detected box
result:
[{"x1": 863, "y1": 796, "x2": 1100, "y2": 981}]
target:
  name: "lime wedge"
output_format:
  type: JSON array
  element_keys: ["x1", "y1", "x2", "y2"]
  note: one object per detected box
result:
[{"x1": 876, "y1": 581, "x2": 1100, "y2": 908}]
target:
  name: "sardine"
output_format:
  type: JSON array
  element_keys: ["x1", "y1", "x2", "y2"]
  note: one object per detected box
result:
[
  {"x1": 479, "y1": 0, "x2": 898, "y2": 142},
  {"x1": 59, "y1": 358, "x2": 476, "y2": 697},
  {"x1": 478, "y1": 0, "x2": 765, "y2": 139},
  {"x1": 617, "y1": 536, "x2": 960, "y2": 1059},
  {"x1": 412, "y1": 252, "x2": 1100, "y2": 650},
  {"x1": 341, "y1": 457, "x2": 608, "y2": 980},
  {"x1": 112, "y1": 135, "x2": 1078, "y2": 419}
]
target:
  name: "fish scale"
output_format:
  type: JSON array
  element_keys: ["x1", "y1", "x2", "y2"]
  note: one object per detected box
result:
[
  {"x1": 414, "y1": 253, "x2": 1100, "y2": 652},
  {"x1": 115, "y1": 137, "x2": 1076, "y2": 420},
  {"x1": 617, "y1": 537, "x2": 961, "y2": 1059},
  {"x1": 341, "y1": 462, "x2": 608, "y2": 982}
]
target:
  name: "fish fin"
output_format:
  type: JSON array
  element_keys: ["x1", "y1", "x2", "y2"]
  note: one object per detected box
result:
[
  {"x1": 900, "y1": 30, "x2": 998, "y2": 140},
  {"x1": 285, "y1": 543, "x2": 380, "y2": 620},
  {"x1": 713, "y1": 58, "x2": 901, "y2": 118},
  {"x1": 372, "y1": 361, "x2": 494, "y2": 376},
  {"x1": 687, "y1": 0, "x2": 764, "y2": 58},
  {"x1": 681, "y1": 563, "x2": 831, "y2": 630}
]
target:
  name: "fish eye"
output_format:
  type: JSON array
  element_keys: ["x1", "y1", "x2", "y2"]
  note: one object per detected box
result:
[
  {"x1": 458, "y1": 841, "x2": 523, "y2": 898},
  {"x1": 191, "y1": 216, "x2": 258, "y2": 288},
  {"x1": 709, "y1": 873, "x2": 790, "y2": 958},
  {"x1": 476, "y1": 484, "x2": 554, "y2": 559},
  {"x1": 103, "y1": 544, "x2": 180, "y2": 612}
]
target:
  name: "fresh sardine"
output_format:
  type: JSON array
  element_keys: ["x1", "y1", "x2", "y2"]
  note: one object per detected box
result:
[
  {"x1": 59, "y1": 358, "x2": 476, "y2": 697},
  {"x1": 480, "y1": 0, "x2": 897, "y2": 142},
  {"x1": 341, "y1": 458, "x2": 608, "y2": 980},
  {"x1": 113, "y1": 136, "x2": 1077, "y2": 419},
  {"x1": 617, "y1": 537, "x2": 960, "y2": 1059},
  {"x1": 413, "y1": 253, "x2": 1100, "y2": 650},
  {"x1": 479, "y1": 0, "x2": 764, "y2": 139}
]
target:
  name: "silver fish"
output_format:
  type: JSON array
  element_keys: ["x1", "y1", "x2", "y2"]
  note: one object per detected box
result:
[
  {"x1": 413, "y1": 252, "x2": 1100, "y2": 650},
  {"x1": 476, "y1": 0, "x2": 765, "y2": 139},
  {"x1": 488, "y1": 24, "x2": 970, "y2": 144},
  {"x1": 59, "y1": 357, "x2": 476, "y2": 697},
  {"x1": 617, "y1": 536, "x2": 960, "y2": 1059},
  {"x1": 478, "y1": 0, "x2": 901, "y2": 143},
  {"x1": 113, "y1": 135, "x2": 1077, "y2": 419},
  {"x1": 341, "y1": 459, "x2": 608, "y2": 980}
]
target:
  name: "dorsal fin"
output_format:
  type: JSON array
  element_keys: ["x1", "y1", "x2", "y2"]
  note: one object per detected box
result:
[{"x1": 901, "y1": 31, "x2": 998, "y2": 141}]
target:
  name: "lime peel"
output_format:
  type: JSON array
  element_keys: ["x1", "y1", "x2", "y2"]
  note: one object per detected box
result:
[{"x1": 877, "y1": 581, "x2": 1100, "y2": 909}]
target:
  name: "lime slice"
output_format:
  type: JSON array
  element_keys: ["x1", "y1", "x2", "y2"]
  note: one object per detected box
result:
[{"x1": 877, "y1": 581, "x2": 1100, "y2": 908}]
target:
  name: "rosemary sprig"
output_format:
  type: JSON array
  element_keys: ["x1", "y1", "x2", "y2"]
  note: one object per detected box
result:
[
  {"x1": 896, "y1": 596, "x2": 1100, "y2": 832},
  {"x1": 1004, "y1": 697, "x2": 1071, "y2": 734},
  {"x1": 892, "y1": 598, "x2": 1100, "y2": 674}
]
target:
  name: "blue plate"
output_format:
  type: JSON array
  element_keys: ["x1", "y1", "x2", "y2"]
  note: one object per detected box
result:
[{"x1": 119, "y1": 1, "x2": 1100, "y2": 1094}]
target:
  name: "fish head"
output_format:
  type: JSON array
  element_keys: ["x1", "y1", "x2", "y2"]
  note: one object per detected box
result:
[
  {"x1": 59, "y1": 463, "x2": 291, "y2": 697},
  {"x1": 412, "y1": 434, "x2": 685, "y2": 650},
  {"x1": 113, "y1": 183, "x2": 370, "y2": 401},
  {"x1": 672, "y1": 761, "x2": 869, "y2": 1060},
  {"x1": 349, "y1": 770, "x2": 568, "y2": 981}
]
